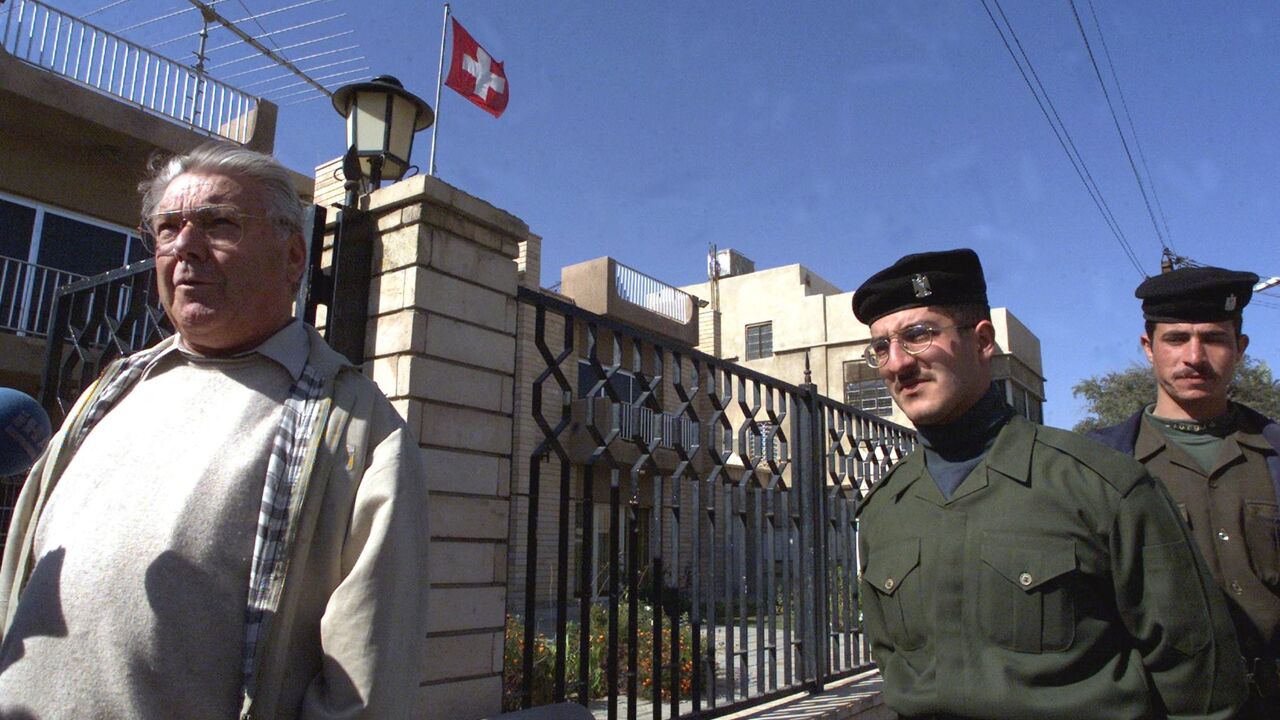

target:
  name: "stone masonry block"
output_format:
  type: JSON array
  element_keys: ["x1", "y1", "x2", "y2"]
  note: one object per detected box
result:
[
  {"x1": 429, "y1": 540, "x2": 501, "y2": 584},
  {"x1": 429, "y1": 229, "x2": 519, "y2": 296},
  {"x1": 408, "y1": 357, "x2": 513, "y2": 414},
  {"x1": 413, "y1": 268, "x2": 516, "y2": 334},
  {"x1": 390, "y1": 397, "x2": 425, "y2": 434},
  {"x1": 371, "y1": 267, "x2": 410, "y2": 315},
  {"x1": 421, "y1": 448, "x2": 509, "y2": 496},
  {"x1": 429, "y1": 495, "x2": 509, "y2": 540},
  {"x1": 420, "y1": 674, "x2": 501, "y2": 720},
  {"x1": 421, "y1": 403, "x2": 512, "y2": 455},
  {"x1": 368, "y1": 355, "x2": 404, "y2": 400},
  {"x1": 427, "y1": 586, "x2": 506, "y2": 634},
  {"x1": 424, "y1": 316, "x2": 516, "y2": 374},
  {"x1": 369, "y1": 175, "x2": 526, "y2": 239},
  {"x1": 422, "y1": 631, "x2": 501, "y2": 682},
  {"x1": 367, "y1": 309, "x2": 427, "y2": 358},
  {"x1": 376, "y1": 223, "x2": 431, "y2": 274}
]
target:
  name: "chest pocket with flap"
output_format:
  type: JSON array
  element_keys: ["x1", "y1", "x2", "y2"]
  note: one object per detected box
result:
[
  {"x1": 979, "y1": 533, "x2": 1078, "y2": 653},
  {"x1": 864, "y1": 538, "x2": 927, "y2": 651}
]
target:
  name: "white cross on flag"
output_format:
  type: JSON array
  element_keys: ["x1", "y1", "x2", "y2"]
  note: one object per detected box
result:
[{"x1": 445, "y1": 18, "x2": 508, "y2": 118}]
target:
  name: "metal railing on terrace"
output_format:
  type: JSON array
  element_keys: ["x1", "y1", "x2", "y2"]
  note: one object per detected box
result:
[
  {"x1": 2, "y1": 0, "x2": 258, "y2": 144},
  {"x1": 614, "y1": 262, "x2": 696, "y2": 324},
  {"x1": 0, "y1": 254, "x2": 86, "y2": 337}
]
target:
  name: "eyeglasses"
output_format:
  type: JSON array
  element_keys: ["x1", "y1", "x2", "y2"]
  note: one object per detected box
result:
[
  {"x1": 863, "y1": 323, "x2": 975, "y2": 368},
  {"x1": 140, "y1": 205, "x2": 267, "y2": 255}
]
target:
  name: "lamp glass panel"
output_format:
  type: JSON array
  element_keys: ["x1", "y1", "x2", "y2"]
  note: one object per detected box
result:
[
  {"x1": 387, "y1": 95, "x2": 418, "y2": 163},
  {"x1": 353, "y1": 91, "x2": 389, "y2": 153}
]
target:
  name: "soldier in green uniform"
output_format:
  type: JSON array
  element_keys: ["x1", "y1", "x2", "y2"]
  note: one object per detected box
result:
[
  {"x1": 1091, "y1": 266, "x2": 1280, "y2": 718},
  {"x1": 853, "y1": 249, "x2": 1246, "y2": 720}
]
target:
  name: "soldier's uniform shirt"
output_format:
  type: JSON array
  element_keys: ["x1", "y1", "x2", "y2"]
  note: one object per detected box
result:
[
  {"x1": 857, "y1": 415, "x2": 1246, "y2": 720},
  {"x1": 1135, "y1": 411, "x2": 1280, "y2": 712}
]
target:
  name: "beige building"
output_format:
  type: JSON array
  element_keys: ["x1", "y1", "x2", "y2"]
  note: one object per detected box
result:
[{"x1": 681, "y1": 249, "x2": 1046, "y2": 428}]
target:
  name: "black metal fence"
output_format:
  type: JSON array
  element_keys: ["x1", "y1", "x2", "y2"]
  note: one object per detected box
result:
[
  {"x1": 38, "y1": 258, "x2": 170, "y2": 420},
  {"x1": 511, "y1": 287, "x2": 915, "y2": 719}
]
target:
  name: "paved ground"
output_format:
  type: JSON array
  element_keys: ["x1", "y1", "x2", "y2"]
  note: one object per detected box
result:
[{"x1": 585, "y1": 622, "x2": 879, "y2": 720}]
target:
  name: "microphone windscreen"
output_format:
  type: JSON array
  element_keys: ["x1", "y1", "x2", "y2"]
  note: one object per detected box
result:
[{"x1": 0, "y1": 388, "x2": 52, "y2": 477}]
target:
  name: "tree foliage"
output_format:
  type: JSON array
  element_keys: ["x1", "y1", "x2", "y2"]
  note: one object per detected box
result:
[{"x1": 1072, "y1": 355, "x2": 1280, "y2": 433}]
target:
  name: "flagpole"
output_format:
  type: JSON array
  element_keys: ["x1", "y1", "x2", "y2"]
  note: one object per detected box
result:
[{"x1": 427, "y1": 2, "x2": 450, "y2": 176}]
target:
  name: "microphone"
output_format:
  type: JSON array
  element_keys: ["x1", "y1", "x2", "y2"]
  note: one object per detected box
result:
[{"x1": 0, "y1": 388, "x2": 52, "y2": 477}]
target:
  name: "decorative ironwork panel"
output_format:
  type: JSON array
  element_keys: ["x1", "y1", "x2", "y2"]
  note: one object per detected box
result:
[
  {"x1": 510, "y1": 287, "x2": 915, "y2": 719},
  {"x1": 38, "y1": 258, "x2": 170, "y2": 420}
]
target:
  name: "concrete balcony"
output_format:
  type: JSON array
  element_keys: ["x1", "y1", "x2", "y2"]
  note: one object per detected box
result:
[
  {"x1": 559, "y1": 257, "x2": 701, "y2": 346},
  {"x1": 0, "y1": 0, "x2": 277, "y2": 229}
]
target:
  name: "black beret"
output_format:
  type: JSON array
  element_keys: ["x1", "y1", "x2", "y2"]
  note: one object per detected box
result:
[
  {"x1": 852, "y1": 248, "x2": 989, "y2": 324},
  {"x1": 1136, "y1": 266, "x2": 1259, "y2": 323}
]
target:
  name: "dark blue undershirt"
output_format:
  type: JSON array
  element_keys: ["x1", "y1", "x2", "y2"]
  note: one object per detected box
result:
[{"x1": 916, "y1": 383, "x2": 1015, "y2": 499}]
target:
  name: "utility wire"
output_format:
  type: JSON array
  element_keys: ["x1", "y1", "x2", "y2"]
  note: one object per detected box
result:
[
  {"x1": 981, "y1": 0, "x2": 1146, "y2": 276},
  {"x1": 1085, "y1": 0, "x2": 1175, "y2": 249},
  {"x1": 1069, "y1": 0, "x2": 1169, "y2": 254}
]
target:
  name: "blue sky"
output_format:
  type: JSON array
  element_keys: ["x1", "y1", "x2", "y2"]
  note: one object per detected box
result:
[{"x1": 65, "y1": 0, "x2": 1279, "y2": 428}]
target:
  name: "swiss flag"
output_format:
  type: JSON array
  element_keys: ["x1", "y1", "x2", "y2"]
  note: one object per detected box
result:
[{"x1": 445, "y1": 18, "x2": 508, "y2": 118}]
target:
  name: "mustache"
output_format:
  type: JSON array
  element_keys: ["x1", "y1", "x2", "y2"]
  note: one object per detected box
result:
[
  {"x1": 1172, "y1": 368, "x2": 1218, "y2": 380},
  {"x1": 893, "y1": 370, "x2": 928, "y2": 388}
]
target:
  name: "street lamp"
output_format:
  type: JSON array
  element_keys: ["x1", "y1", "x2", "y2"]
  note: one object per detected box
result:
[
  {"x1": 332, "y1": 75, "x2": 435, "y2": 196},
  {"x1": 320, "y1": 75, "x2": 433, "y2": 364}
]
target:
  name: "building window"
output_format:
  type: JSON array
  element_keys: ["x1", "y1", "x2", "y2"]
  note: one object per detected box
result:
[
  {"x1": 745, "y1": 322, "x2": 772, "y2": 360},
  {"x1": 844, "y1": 360, "x2": 893, "y2": 417},
  {"x1": 995, "y1": 377, "x2": 1043, "y2": 423},
  {"x1": 1, "y1": 194, "x2": 140, "y2": 336},
  {"x1": 577, "y1": 360, "x2": 646, "y2": 403}
]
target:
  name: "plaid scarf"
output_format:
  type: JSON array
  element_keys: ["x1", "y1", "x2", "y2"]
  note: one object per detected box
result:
[{"x1": 67, "y1": 340, "x2": 330, "y2": 699}]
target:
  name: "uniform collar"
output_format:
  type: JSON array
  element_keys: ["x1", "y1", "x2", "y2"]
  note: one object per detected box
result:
[{"x1": 896, "y1": 414, "x2": 1032, "y2": 507}]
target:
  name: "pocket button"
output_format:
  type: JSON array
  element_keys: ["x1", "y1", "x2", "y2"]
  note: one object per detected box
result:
[
  {"x1": 1019, "y1": 572, "x2": 1033, "y2": 587},
  {"x1": 884, "y1": 577, "x2": 895, "y2": 591},
  {"x1": 1218, "y1": 529, "x2": 1230, "y2": 542}
]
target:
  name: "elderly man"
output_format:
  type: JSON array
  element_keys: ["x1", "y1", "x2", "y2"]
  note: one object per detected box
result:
[
  {"x1": 0, "y1": 142, "x2": 429, "y2": 719},
  {"x1": 853, "y1": 249, "x2": 1245, "y2": 720},
  {"x1": 1091, "y1": 266, "x2": 1280, "y2": 717}
]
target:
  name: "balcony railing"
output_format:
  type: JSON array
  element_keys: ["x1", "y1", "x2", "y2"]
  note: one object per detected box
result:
[
  {"x1": 2, "y1": 0, "x2": 258, "y2": 143},
  {"x1": 612, "y1": 401, "x2": 699, "y2": 451},
  {"x1": 0, "y1": 254, "x2": 86, "y2": 337},
  {"x1": 614, "y1": 261, "x2": 695, "y2": 324}
]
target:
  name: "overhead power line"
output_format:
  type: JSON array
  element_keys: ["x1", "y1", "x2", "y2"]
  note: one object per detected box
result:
[
  {"x1": 1083, "y1": 0, "x2": 1175, "y2": 249},
  {"x1": 1069, "y1": 0, "x2": 1171, "y2": 254},
  {"x1": 980, "y1": 0, "x2": 1146, "y2": 277}
]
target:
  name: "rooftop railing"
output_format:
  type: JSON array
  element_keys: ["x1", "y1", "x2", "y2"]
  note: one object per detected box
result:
[
  {"x1": 0, "y1": 254, "x2": 86, "y2": 337},
  {"x1": 614, "y1": 261, "x2": 695, "y2": 324},
  {"x1": 2, "y1": 0, "x2": 258, "y2": 144}
]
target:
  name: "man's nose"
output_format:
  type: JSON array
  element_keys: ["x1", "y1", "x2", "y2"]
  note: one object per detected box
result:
[
  {"x1": 882, "y1": 340, "x2": 918, "y2": 373},
  {"x1": 1185, "y1": 338, "x2": 1207, "y2": 364},
  {"x1": 168, "y1": 220, "x2": 208, "y2": 259}
]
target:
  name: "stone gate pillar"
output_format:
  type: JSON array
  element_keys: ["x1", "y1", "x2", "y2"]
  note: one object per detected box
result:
[{"x1": 352, "y1": 174, "x2": 526, "y2": 720}]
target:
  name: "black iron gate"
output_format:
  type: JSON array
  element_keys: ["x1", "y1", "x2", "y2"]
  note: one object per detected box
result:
[{"x1": 510, "y1": 287, "x2": 914, "y2": 719}]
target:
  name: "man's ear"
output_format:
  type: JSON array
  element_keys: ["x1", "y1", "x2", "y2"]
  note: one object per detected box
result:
[
  {"x1": 1140, "y1": 333, "x2": 1154, "y2": 365},
  {"x1": 286, "y1": 232, "x2": 306, "y2": 286},
  {"x1": 974, "y1": 319, "x2": 997, "y2": 359},
  {"x1": 1237, "y1": 333, "x2": 1250, "y2": 359}
]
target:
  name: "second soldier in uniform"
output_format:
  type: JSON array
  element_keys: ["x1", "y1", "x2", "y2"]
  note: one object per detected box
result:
[{"x1": 1092, "y1": 266, "x2": 1280, "y2": 718}]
